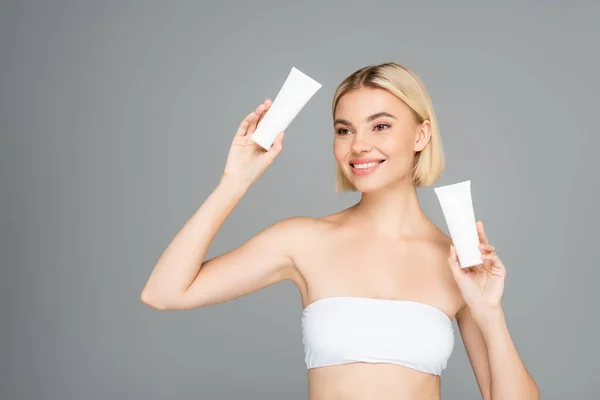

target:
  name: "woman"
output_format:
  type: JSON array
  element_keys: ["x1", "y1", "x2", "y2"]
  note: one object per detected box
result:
[{"x1": 141, "y1": 62, "x2": 539, "y2": 399}]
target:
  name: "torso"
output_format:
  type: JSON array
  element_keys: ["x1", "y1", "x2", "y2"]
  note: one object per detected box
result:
[{"x1": 286, "y1": 209, "x2": 465, "y2": 400}]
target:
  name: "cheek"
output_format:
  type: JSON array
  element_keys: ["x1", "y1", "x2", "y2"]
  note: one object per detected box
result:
[
  {"x1": 383, "y1": 135, "x2": 417, "y2": 167},
  {"x1": 333, "y1": 140, "x2": 348, "y2": 163},
  {"x1": 380, "y1": 134, "x2": 413, "y2": 156}
]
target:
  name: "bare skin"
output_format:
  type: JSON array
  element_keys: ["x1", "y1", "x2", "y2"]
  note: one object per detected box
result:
[
  {"x1": 141, "y1": 89, "x2": 539, "y2": 399},
  {"x1": 289, "y1": 209, "x2": 460, "y2": 400}
]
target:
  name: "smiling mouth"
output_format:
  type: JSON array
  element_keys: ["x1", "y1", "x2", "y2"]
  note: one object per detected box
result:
[{"x1": 350, "y1": 160, "x2": 385, "y2": 169}]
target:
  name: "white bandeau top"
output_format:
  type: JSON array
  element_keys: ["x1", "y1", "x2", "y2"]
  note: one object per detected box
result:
[{"x1": 302, "y1": 296, "x2": 455, "y2": 375}]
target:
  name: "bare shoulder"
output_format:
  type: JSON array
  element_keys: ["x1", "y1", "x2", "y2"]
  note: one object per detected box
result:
[
  {"x1": 264, "y1": 214, "x2": 339, "y2": 297},
  {"x1": 275, "y1": 205, "x2": 353, "y2": 232},
  {"x1": 423, "y1": 222, "x2": 453, "y2": 258},
  {"x1": 268, "y1": 215, "x2": 334, "y2": 237},
  {"x1": 413, "y1": 225, "x2": 453, "y2": 278},
  {"x1": 424, "y1": 228, "x2": 454, "y2": 276},
  {"x1": 421, "y1": 222, "x2": 465, "y2": 309},
  {"x1": 264, "y1": 214, "x2": 338, "y2": 257}
]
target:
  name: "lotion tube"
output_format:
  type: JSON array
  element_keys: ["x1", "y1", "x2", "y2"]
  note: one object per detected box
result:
[
  {"x1": 434, "y1": 180, "x2": 483, "y2": 268},
  {"x1": 251, "y1": 67, "x2": 322, "y2": 150}
]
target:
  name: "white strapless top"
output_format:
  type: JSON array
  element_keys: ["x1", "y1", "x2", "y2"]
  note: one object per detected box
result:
[{"x1": 301, "y1": 296, "x2": 455, "y2": 375}]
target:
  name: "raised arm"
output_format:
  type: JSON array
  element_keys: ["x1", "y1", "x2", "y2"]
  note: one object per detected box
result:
[{"x1": 140, "y1": 99, "x2": 296, "y2": 310}]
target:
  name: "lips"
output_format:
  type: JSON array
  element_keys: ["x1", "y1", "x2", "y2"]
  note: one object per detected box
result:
[
  {"x1": 349, "y1": 158, "x2": 386, "y2": 176},
  {"x1": 349, "y1": 158, "x2": 386, "y2": 167}
]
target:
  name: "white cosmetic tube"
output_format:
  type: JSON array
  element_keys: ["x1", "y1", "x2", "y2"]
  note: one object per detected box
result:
[
  {"x1": 434, "y1": 180, "x2": 483, "y2": 268},
  {"x1": 251, "y1": 67, "x2": 322, "y2": 150}
]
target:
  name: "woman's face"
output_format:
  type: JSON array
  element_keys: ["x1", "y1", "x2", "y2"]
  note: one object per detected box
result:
[{"x1": 333, "y1": 87, "x2": 430, "y2": 193}]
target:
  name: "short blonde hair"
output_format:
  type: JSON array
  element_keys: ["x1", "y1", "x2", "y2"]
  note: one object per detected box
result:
[{"x1": 332, "y1": 62, "x2": 445, "y2": 192}]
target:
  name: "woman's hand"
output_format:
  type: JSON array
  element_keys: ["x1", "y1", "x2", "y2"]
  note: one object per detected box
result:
[
  {"x1": 222, "y1": 98, "x2": 285, "y2": 188},
  {"x1": 448, "y1": 221, "x2": 507, "y2": 316}
]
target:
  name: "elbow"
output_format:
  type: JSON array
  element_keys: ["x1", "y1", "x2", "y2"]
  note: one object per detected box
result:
[
  {"x1": 524, "y1": 371, "x2": 540, "y2": 400},
  {"x1": 140, "y1": 289, "x2": 170, "y2": 310},
  {"x1": 530, "y1": 381, "x2": 540, "y2": 400}
]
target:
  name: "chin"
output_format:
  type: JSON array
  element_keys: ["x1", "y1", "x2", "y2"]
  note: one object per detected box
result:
[
  {"x1": 350, "y1": 178, "x2": 388, "y2": 193},
  {"x1": 349, "y1": 174, "x2": 413, "y2": 193}
]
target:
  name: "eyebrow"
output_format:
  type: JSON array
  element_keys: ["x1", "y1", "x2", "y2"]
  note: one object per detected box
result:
[{"x1": 334, "y1": 112, "x2": 397, "y2": 126}]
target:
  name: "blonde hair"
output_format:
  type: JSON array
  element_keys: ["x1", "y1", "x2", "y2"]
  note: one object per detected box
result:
[{"x1": 332, "y1": 62, "x2": 445, "y2": 192}]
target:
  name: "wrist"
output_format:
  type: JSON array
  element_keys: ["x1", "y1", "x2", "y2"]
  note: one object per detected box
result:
[
  {"x1": 470, "y1": 303, "x2": 504, "y2": 319},
  {"x1": 471, "y1": 306, "x2": 507, "y2": 337}
]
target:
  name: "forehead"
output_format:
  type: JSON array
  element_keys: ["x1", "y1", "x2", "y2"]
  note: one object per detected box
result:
[{"x1": 335, "y1": 87, "x2": 407, "y2": 118}]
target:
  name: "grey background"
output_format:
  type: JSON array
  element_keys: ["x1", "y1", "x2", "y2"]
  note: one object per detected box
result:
[{"x1": 2, "y1": 1, "x2": 598, "y2": 399}]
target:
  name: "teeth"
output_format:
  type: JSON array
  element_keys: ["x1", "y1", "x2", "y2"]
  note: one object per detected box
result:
[{"x1": 354, "y1": 162, "x2": 378, "y2": 169}]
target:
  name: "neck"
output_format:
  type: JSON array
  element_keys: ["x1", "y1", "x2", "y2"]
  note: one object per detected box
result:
[{"x1": 350, "y1": 177, "x2": 430, "y2": 238}]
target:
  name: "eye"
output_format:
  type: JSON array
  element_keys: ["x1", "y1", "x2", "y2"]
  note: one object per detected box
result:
[
  {"x1": 336, "y1": 128, "x2": 352, "y2": 136},
  {"x1": 374, "y1": 123, "x2": 390, "y2": 131}
]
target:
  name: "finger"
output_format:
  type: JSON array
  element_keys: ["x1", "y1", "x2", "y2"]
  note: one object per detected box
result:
[
  {"x1": 248, "y1": 103, "x2": 268, "y2": 134},
  {"x1": 448, "y1": 244, "x2": 463, "y2": 275},
  {"x1": 467, "y1": 264, "x2": 485, "y2": 275},
  {"x1": 235, "y1": 110, "x2": 258, "y2": 137},
  {"x1": 482, "y1": 255, "x2": 506, "y2": 277},
  {"x1": 262, "y1": 132, "x2": 284, "y2": 163},
  {"x1": 481, "y1": 253, "x2": 503, "y2": 268},
  {"x1": 477, "y1": 220, "x2": 489, "y2": 245},
  {"x1": 478, "y1": 243, "x2": 496, "y2": 254},
  {"x1": 256, "y1": 98, "x2": 272, "y2": 127}
]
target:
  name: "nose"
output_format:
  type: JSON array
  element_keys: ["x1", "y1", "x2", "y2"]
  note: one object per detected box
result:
[{"x1": 351, "y1": 131, "x2": 373, "y2": 154}]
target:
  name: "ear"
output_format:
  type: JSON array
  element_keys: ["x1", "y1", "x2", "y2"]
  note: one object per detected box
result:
[{"x1": 413, "y1": 120, "x2": 431, "y2": 152}]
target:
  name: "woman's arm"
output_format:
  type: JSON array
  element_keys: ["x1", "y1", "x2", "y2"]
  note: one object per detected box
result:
[
  {"x1": 457, "y1": 304, "x2": 539, "y2": 400},
  {"x1": 140, "y1": 178, "x2": 305, "y2": 310},
  {"x1": 449, "y1": 221, "x2": 539, "y2": 399},
  {"x1": 141, "y1": 99, "x2": 298, "y2": 310},
  {"x1": 456, "y1": 304, "x2": 491, "y2": 399},
  {"x1": 464, "y1": 305, "x2": 539, "y2": 400}
]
